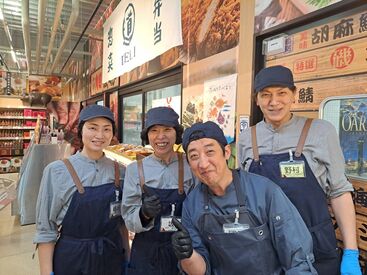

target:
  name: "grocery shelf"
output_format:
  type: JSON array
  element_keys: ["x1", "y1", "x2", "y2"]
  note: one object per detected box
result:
[
  {"x1": 0, "y1": 126, "x2": 36, "y2": 130},
  {"x1": 0, "y1": 106, "x2": 47, "y2": 110},
  {"x1": 0, "y1": 137, "x2": 31, "y2": 140},
  {"x1": 0, "y1": 116, "x2": 46, "y2": 120}
]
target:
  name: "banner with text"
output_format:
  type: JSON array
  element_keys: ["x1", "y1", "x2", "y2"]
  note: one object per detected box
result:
[{"x1": 103, "y1": 0, "x2": 182, "y2": 83}]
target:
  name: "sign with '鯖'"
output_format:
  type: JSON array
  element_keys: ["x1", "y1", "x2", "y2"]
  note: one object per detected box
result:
[{"x1": 102, "y1": 0, "x2": 182, "y2": 83}]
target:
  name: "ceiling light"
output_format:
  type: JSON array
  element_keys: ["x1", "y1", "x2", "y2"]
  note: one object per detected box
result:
[
  {"x1": 4, "y1": 23, "x2": 12, "y2": 42},
  {"x1": 0, "y1": 8, "x2": 4, "y2": 21},
  {"x1": 11, "y1": 50, "x2": 17, "y2": 63}
]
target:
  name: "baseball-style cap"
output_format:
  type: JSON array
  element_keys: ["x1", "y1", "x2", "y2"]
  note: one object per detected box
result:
[
  {"x1": 254, "y1": 65, "x2": 295, "y2": 93},
  {"x1": 144, "y1": 107, "x2": 179, "y2": 130},
  {"x1": 78, "y1": 105, "x2": 115, "y2": 126},
  {"x1": 182, "y1": 121, "x2": 228, "y2": 152}
]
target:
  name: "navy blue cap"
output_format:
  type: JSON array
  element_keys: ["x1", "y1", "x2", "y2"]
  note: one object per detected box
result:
[
  {"x1": 145, "y1": 107, "x2": 179, "y2": 130},
  {"x1": 182, "y1": 121, "x2": 228, "y2": 152},
  {"x1": 254, "y1": 65, "x2": 295, "y2": 93},
  {"x1": 78, "y1": 105, "x2": 114, "y2": 126}
]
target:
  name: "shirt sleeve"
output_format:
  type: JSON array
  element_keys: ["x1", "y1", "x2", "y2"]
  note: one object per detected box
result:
[
  {"x1": 237, "y1": 129, "x2": 253, "y2": 170},
  {"x1": 121, "y1": 162, "x2": 154, "y2": 233},
  {"x1": 34, "y1": 163, "x2": 64, "y2": 243},
  {"x1": 182, "y1": 197, "x2": 211, "y2": 275},
  {"x1": 312, "y1": 121, "x2": 353, "y2": 198},
  {"x1": 267, "y1": 186, "x2": 317, "y2": 274}
]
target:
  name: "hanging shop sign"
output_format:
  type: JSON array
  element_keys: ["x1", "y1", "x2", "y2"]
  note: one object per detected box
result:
[
  {"x1": 102, "y1": 0, "x2": 182, "y2": 83},
  {"x1": 203, "y1": 74, "x2": 237, "y2": 143},
  {"x1": 267, "y1": 38, "x2": 367, "y2": 82},
  {"x1": 267, "y1": 10, "x2": 367, "y2": 59}
]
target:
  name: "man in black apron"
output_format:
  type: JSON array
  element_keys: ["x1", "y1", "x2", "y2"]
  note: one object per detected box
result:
[
  {"x1": 171, "y1": 121, "x2": 317, "y2": 275},
  {"x1": 238, "y1": 65, "x2": 361, "y2": 275}
]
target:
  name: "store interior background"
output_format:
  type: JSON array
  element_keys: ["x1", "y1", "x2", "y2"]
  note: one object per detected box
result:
[{"x1": 1, "y1": 0, "x2": 367, "y2": 274}]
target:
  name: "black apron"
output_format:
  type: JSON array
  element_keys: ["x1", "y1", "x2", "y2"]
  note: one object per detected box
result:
[
  {"x1": 197, "y1": 169, "x2": 281, "y2": 275},
  {"x1": 248, "y1": 119, "x2": 340, "y2": 275}
]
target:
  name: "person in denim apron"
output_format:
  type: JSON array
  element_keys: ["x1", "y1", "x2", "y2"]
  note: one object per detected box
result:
[
  {"x1": 34, "y1": 105, "x2": 129, "y2": 275},
  {"x1": 171, "y1": 121, "x2": 317, "y2": 275},
  {"x1": 238, "y1": 65, "x2": 361, "y2": 275},
  {"x1": 121, "y1": 107, "x2": 194, "y2": 275}
]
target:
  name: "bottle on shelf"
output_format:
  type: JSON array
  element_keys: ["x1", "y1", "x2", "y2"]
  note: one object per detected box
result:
[
  {"x1": 50, "y1": 129, "x2": 58, "y2": 144},
  {"x1": 57, "y1": 129, "x2": 64, "y2": 144}
]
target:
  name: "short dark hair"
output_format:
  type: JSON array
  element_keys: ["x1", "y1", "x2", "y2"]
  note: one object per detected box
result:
[{"x1": 140, "y1": 124, "x2": 184, "y2": 146}]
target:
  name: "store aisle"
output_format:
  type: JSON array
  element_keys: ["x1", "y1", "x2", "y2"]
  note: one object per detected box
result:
[{"x1": 0, "y1": 174, "x2": 39, "y2": 275}]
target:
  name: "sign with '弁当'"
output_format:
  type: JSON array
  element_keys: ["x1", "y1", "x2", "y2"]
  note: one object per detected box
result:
[{"x1": 102, "y1": 0, "x2": 182, "y2": 83}]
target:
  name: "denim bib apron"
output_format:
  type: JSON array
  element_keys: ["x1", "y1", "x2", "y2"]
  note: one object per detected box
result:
[
  {"x1": 198, "y1": 169, "x2": 281, "y2": 275},
  {"x1": 248, "y1": 119, "x2": 339, "y2": 275},
  {"x1": 53, "y1": 159, "x2": 128, "y2": 275},
  {"x1": 127, "y1": 153, "x2": 185, "y2": 275}
]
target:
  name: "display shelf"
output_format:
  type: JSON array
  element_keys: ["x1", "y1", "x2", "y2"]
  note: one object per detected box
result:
[
  {"x1": 0, "y1": 106, "x2": 47, "y2": 110},
  {"x1": 0, "y1": 116, "x2": 46, "y2": 120},
  {"x1": 0, "y1": 126, "x2": 36, "y2": 130},
  {"x1": 0, "y1": 137, "x2": 31, "y2": 140},
  {"x1": 0, "y1": 152, "x2": 24, "y2": 157},
  {"x1": 0, "y1": 106, "x2": 48, "y2": 173},
  {"x1": 104, "y1": 149, "x2": 134, "y2": 167}
]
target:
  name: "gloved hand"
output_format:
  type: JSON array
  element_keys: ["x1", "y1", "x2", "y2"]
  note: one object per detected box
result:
[
  {"x1": 171, "y1": 217, "x2": 193, "y2": 260},
  {"x1": 141, "y1": 194, "x2": 161, "y2": 219},
  {"x1": 341, "y1": 249, "x2": 362, "y2": 275}
]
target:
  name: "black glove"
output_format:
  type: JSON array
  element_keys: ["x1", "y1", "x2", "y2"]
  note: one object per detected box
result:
[
  {"x1": 171, "y1": 217, "x2": 193, "y2": 260},
  {"x1": 141, "y1": 194, "x2": 161, "y2": 219}
]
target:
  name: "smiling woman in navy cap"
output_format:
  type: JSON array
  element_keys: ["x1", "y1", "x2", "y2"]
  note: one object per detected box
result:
[
  {"x1": 171, "y1": 121, "x2": 317, "y2": 275},
  {"x1": 34, "y1": 104, "x2": 129, "y2": 275},
  {"x1": 121, "y1": 106, "x2": 195, "y2": 275},
  {"x1": 238, "y1": 65, "x2": 361, "y2": 275}
]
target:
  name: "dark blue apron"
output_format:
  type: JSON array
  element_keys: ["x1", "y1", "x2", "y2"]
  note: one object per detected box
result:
[
  {"x1": 53, "y1": 159, "x2": 128, "y2": 275},
  {"x1": 127, "y1": 153, "x2": 185, "y2": 275},
  {"x1": 198, "y1": 169, "x2": 281, "y2": 275},
  {"x1": 248, "y1": 119, "x2": 340, "y2": 275}
]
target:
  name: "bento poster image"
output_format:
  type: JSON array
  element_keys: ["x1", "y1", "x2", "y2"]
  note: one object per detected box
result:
[{"x1": 203, "y1": 74, "x2": 237, "y2": 143}]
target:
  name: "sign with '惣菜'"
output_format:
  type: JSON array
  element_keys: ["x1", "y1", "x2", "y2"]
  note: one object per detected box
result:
[{"x1": 102, "y1": 0, "x2": 182, "y2": 83}]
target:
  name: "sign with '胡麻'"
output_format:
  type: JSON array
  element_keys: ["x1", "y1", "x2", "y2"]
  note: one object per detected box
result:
[{"x1": 102, "y1": 0, "x2": 182, "y2": 83}]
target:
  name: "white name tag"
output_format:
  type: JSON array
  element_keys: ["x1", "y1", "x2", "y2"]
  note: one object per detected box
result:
[
  {"x1": 109, "y1": 201, "x2": 121, "y2": 219},
  {"x1": 223, "y1": 222, "x2": 249, "y2": 233},
  {"x1": 160, "y1": 216, "x2": 181, "y2": 232},
  {"x1": 279, "y1": 160, "x2": 306, "y2": 178}
]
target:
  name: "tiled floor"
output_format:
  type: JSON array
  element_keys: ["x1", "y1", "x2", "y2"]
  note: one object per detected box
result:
[{"x1": 0, "y1": 173, "x2": 39, "y2": 275}]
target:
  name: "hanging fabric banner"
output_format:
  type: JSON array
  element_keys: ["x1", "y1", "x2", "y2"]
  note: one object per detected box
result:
[{"x1": 102, "y1": 0, "x2": 182, "y2": 83}]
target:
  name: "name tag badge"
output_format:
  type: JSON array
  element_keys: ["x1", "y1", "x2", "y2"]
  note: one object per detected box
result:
[
  {"x1": 223, "y1": 223, "x2": 249, "y2": 234},
  {"x1": 160, "y1": 216, "x2": 181, "y2": 232},
  {"x1": 222, "y1": 209, "x2": 249, "y2": 234},
  {"x1": 279, "y1": 160, "x2": 306, "y2": 178},
  {"x1": 109, "y1": 201, "x2": 122, "y2": 219}
]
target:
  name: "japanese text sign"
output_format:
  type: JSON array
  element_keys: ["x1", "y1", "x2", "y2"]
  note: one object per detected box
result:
[{"x1": 103, "y1": 0, "x2": 182, "y2": 83}]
